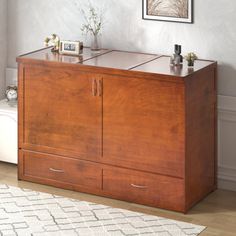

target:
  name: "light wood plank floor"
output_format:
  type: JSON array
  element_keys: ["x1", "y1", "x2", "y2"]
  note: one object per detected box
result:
[{"x1": 0, "y1": 162, "x2": 235, "y2": 236}]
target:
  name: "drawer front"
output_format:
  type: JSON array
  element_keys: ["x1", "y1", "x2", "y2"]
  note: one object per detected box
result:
[
  {"x1": 20, "y1": 151, "x2": 102, "y2": 189},
  {"x1": 103, "y1": 167, "x2": 185, "y2": 212}
]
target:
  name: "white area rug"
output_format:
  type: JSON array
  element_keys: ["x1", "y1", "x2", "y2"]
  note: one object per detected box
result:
[{"x1": 0, "y1": 184, "x2": 205, "y2": 236}]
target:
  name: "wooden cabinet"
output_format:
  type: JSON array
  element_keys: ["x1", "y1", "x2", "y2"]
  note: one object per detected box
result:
[
  {"x1": 17, "y1": 48, "x2": 217, "y2": 213},
  {"x1": 20, "y1": 65, "x2": 102, "y2": 161}
]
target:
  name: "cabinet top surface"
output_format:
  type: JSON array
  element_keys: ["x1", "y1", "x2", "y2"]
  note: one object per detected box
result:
[
  {"x1": 17, "y1": 47, "x2": 216, "y2": 78},
  {"x1": 133, "y1": 56, "x2": 214, "y2": 77}
]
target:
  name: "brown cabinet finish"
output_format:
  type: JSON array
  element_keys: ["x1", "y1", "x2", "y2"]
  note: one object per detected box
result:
[
  {"x1": 185, "y1": 66, "x2": 217, "y2": 210},
  {"x1": 103, "y1": 75, "x2": 185, "y2": 178},
  {"x1": 103, "y1": 167, "x2": 185, "y2": 212},
  {"x1": 19, "y1": 65, "x2": 102, "y2": 161},
  {"x1": 17, "y1": 48, "x2": 217, "y2": 213},
  {"x1": 20, "y1": 150, "x2": 102, "y2": 190}
]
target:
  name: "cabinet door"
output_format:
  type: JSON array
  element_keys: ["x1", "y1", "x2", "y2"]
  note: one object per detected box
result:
[
  {"x1": 103, "y1": 76, "x2": 185, "y2": 178},
  {"x1": 19, "y1": 65, "x2": 102, "y2": 161}
]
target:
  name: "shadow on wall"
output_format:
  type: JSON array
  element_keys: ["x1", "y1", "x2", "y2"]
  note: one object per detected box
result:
[{"x1": 218, "y1": 64, "x2": 236, "y2": 97}]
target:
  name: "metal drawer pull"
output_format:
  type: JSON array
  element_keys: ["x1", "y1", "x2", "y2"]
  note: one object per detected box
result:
[
  {"x1": 131, "y1": 184, "x2": 148, "y2": 189},
  {"x1": 49, "y1": 168, "x2": 65, "y2": 173}
]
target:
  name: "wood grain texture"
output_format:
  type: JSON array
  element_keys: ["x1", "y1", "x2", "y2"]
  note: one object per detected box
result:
[
  {"x1": 19, "y1": 64, "x2": 102, "y2": 161},
  {"x1": 17, "y1": 48, "x2": 217, "y2": 213},
  {"x1": 20, "y1": 150, "x2": 102, "y2": 190},
  {"x1": 103, "y1": 166, "x2": 185, "y2": 212},
  {"x1": 17, "y1": 64, "x2": 24, "y2": 180},
  {"x1": 185, "y1": 64, "x2": 217, "y2": 211},
  {"x1": 102, "y1": 75, "x2": 185, "y2": 178}
]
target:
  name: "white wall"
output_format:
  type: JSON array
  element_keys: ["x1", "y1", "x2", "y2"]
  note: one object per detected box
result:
[
  {"x1": 0, "y1": 0, "x2": 7, "y2": 99},
  {"x1": 6, "y1": 0, "x2": 236, "y2": 190},
  {"x1": 7, "y1": 0, "x2": 236, "y2": 97}
]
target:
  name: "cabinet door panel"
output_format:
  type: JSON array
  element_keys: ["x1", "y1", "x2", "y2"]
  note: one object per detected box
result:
[
  {"x1": 20, "y1": 65, "x2": 102, "y2": 161},
  {"x1": 103, "y1": 76, "x2": 185, "y2": 178}
]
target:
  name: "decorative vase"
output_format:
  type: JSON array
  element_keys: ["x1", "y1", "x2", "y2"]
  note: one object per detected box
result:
[
  {"x1": 187, "y1": 60, "x2": 194, "y2": 67},
  {"x1": 90, "y1": 34, "x2": 101, "y2": 51}
]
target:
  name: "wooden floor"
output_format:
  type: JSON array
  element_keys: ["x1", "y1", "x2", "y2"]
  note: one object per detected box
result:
[{"x1": 0, "y1": 162, "x2": 235, "y2": 236}]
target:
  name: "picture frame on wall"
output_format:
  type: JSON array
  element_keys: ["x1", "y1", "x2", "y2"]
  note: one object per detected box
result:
[{"x1": 142, "y1": 0, "x2": 193, "y2": 23}]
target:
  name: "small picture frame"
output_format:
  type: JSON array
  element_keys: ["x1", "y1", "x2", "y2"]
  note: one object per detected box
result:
[
  {"x1": 142, "y1": 0, "x2": 193, "y2": 24},
  {"x1": 59, "y1": 40, "x2": 83, "y2": 56}
]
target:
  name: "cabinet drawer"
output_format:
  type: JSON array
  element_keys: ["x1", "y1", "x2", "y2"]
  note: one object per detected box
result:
[
  {"x1": 103, "y1": 167, "x2": 185, "y2": 212},
  {"x1": 21, "y1": 151, "x2": 102, "y2": 189}
]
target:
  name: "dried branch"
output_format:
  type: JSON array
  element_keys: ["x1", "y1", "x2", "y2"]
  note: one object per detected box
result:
[{"x1": 75, "y1": 0, "x2": 105, "y2": 36}]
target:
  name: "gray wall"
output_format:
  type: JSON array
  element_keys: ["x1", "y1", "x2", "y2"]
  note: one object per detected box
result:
[
  {"x1": 0, "y1": 0, "x2": 7, "y2": 99},
  {"x1": 7, "y1": 0, "x2": 236, "y2": 97}
]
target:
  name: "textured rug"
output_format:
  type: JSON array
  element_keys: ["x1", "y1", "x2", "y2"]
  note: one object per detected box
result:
[{"x1": 0, "y1": 184, "x2": 205, "y2": 236}]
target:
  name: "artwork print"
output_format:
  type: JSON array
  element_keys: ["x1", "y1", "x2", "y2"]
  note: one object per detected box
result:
[{"x1": 143, "y1": 0, "x2": 193, "y2": 23}]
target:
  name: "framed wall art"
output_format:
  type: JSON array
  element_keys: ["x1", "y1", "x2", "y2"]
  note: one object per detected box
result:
[{"x1": 142, "y1": 0, "x2": 193, "y2": 23}]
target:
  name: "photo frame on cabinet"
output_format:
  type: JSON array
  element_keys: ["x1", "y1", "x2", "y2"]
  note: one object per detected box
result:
[{"x1": 142, "y1": 0, "x2": 193, "y2": 23}]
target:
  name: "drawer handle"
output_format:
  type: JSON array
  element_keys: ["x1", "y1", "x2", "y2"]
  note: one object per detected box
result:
[
  {"x1": 49, "y1": 168, "x2": 65, "y2": 173},
  {"x1": 98, "y1": 79, "x2": 103, "y2": 97},
  {"x1": 131, "y1": 184, "x2": 148, "y2": 189},
  {"x1": 92, "y1": 79, "x2": 97, "y2": 96}
]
